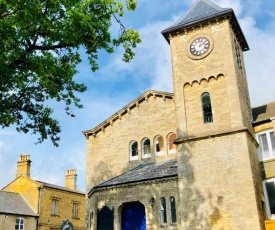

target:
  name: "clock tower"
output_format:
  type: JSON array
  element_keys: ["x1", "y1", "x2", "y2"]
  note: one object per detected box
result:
[{"x1": 162, "y1": 0, "x2": 265, "y2": 229}]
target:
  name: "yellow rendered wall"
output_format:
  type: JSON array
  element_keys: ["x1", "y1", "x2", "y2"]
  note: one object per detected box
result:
[
  {"x1": 38, "y1": 187, "x2": 85, "y2": 230},
  {"x1": 2, "y1": 176, "x2": 39, "y2": 212}
]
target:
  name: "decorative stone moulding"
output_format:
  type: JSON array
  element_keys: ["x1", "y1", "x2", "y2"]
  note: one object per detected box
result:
[{"x1": 82, "y1": 90, "x2": 174, "y2": 139}]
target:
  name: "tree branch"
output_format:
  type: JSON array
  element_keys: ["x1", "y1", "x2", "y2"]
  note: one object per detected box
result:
[
  {"x1": 28, "y1": 43, "x2": 75, "y2": 51},
  {"x1": 0, "y1": 8, "x2": 22, "y2": 19}
]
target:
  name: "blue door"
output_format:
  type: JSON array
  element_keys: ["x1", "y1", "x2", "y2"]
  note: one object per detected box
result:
[{"x1": 121, "y1": 202, "x2": 146, "y2": 230}]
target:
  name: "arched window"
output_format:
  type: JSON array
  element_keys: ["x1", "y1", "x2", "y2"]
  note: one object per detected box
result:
[
  {"x1": 155, "y1": 135, "x2": 164, "y2": 156},
  {"x1": 201, "y1": 92, "x2": 213, "y2": 124},
  {"x1": 168, "y1": 133, "x2": 177, "y2": 154},
  {"x1": 130, "y1": 141, "x2": 138, "y2": 161},
  {"x1": 160, "y1": 197, "x2": 167, "y2": 224},
  {"x1": 169, "y1": 196, "x2": 177, "y2": 224},
  {"x1": 142, "y1": 138, "x2": 151, "y2": 158}
]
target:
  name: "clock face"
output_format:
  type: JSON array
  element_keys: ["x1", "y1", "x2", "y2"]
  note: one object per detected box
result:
[{"x1": 190, "y1": 37, "x2": 210, "y2": 56}]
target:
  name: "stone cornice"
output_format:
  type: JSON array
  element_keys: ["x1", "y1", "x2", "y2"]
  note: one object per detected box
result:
[
  {"x1": 162, "y1": 12, "x2": 248, "y2": 52},
  {"x1": 82, "y1": 90, "x2": 174, "y2": 139},
  {"x1": 174, "y1": 127, "x2": 259, "y2": 147},
  {"x1": 88, "y1": 176, "x2": 178, "y2": 197}
]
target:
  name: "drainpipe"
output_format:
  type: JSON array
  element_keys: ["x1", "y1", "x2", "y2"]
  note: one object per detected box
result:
[{"x1": 37, "y1": 186, "x2": 41, "y2": 230}]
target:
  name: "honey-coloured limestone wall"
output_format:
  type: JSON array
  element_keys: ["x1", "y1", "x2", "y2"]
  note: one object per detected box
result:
[
  {"x1": 169, "y1": 19, "x2": 253, "y2": 138},
  {"x1": 0, "y1": 214, "x2": 37, "y2": 230},
  {"x1": 86, "y1": 93, "x2": 177, "y2": 192},
  {"x1": 2, "y1": 176, "x2": 85, "y2": 230},
  {"x1": 2, "y1": 176, "x2": 39, "y2": 212},
  {"x1": 176, "y1": 131, "x2": 264, "y2": 229},
  {"x1": 88, "y1": 178, "x2": 179, "y2": 230},
  {"x1": 38, "y1": 187, "x2": 85, "y2": 230}
]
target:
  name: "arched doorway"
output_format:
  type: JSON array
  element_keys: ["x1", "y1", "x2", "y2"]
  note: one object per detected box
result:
[{"x1": 121, "y1": 202, "x2": 146, "y2": 230}]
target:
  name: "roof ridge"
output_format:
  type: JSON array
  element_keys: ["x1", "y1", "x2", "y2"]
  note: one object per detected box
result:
[
  {"x1": 36, "y1": 180, "x2": 84, "y2": 194},
  {"x1": 163, "y1": 0, "x2": 231, "y2": 32},
  {"x1": 200, "y1": 0, "x2": 230, "y2": 11},
  {"x1": 82, "y1": 90, "x2": 174, "y2": 138},
  {"x1": 1, "y1": 175, "x2": 41, "y2": 190},
  {"x1": 176, "y1": 0, "x2": 229, "y2": 25},
  {"x1": 252, "y1": 100, "x2": 275, "y2": 109},
  {"x1": 0, "y1": 190, "x2": 19, "y2": 194},
  {"x1": 19, "y1": 193, "x2": 37, "y2": 215}
]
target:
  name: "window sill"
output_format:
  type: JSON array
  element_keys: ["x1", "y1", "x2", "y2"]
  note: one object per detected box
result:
[
  {"x1": 260, "y1": 157, "x2": 275, "y2": 163},
  {"x1": 51, "y1": 214, "x2": 60, "y2": 217},
  {"x1": 72, "y1": 217, "x2": 80, "y2": 219},
  {"x1": 168, "y1": 149, "x2": 176, "y2": 154},
  {"x1": 130, "y1": 156, "x2": 138, "y2": 161},
  {"x1": 142, "y1": 154, "x2": 151, "y2": 159},
  {"x1": 155, "y1": 151, "x2": 164, "y2": 156}
]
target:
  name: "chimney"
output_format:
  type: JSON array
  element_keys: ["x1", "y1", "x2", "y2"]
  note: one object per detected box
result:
[
  {"x1": 16, "y1": 154, "x2": 31, "y2": 178},
  {"x1": 65, "y1": 169, "x2": 77, "y2": 190}
]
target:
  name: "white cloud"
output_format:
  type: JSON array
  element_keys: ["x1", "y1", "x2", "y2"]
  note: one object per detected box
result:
[
  {"x1": 213, "y1": 0, "x2": 243, "y2": 16},
  {"x1": 241, "y1": 19, "x2": 275, "y2": 106}
]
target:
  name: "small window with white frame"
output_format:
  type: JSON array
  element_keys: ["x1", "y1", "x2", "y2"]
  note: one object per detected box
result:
[
  {"x1": 263, "y1": 178, "x2": 275, "y2": 218},
  {"x1": 257, "y1": 129, "x2": 275, "y2": 161},
  {"x1": 168, "y1": 133, "x2": 177, "y2": 154},
  {"x1": 155, "y1": 135, "x2": 164, "y2": 156},
  {"x1": 15, "y1": 217, "x2": 24, "y2": 230},
  {"x1": 142, "y1": 138, "x2": 151, "y2": 158},
  {"x1": 130, "y1": 140, "x2": 138, "y2": 161}
]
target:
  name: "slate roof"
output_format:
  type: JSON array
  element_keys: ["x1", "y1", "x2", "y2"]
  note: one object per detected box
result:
[
  {"x1": 161, "y1": 0, "x2": 249, "y2": 50},
  {"x1": 91, "y1": 160, "x2": 177, "y2": 193},
  {"x1": 252, "y1": 101, "x2": 275, "y2": 124},
  {"x1": 163, "y1": 0, "x2": 231, "y2": 33},
  {"x1": 0, "y1": 191, "x2": 36, "y2": 216},
  {"x1": 36, "y1": 180, "x2": 85, "y2": 195}
]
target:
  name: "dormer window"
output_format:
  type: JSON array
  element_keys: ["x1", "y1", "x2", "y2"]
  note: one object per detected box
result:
[{"x1": 201, "y1": 92, "x2": 213, "y2": 124}]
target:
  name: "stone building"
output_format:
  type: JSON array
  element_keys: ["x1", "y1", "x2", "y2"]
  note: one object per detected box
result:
[
  {"x1": 83, "y1": 0, "x2": 274, "y2": 229},
  {"x1": 0, "y1": 191, "x2": 37, "y2": 230},
  {"x1": 1, "y1": 154, "x2": 85, "y2": 230},
  {"x1": 252, "y1": 102, "x2": 275, "y2": 219}
]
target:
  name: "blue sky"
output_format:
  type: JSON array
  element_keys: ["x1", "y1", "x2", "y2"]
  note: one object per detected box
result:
[{"x1": 1, "y1": 0, "x2": 275, "y2": 192}]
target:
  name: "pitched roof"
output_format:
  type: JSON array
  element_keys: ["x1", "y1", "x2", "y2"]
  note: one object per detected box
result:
[
  {"x1": 252, "y1": 101, "x2": 275, "y2": 124},
  {"x1": 2, "y1": 176, "x2": 84, "y2": 195},
  {"x1": 0, "y1": 191, "x2": 36, "y2": 216},
  {"x1": 82, "y1": 90, "x2": 174, "y2": 138},
  {"x1": 90, "y1": 160, "x2": 177, "y2": 194},
  {"x1": 164, "y1": 0, "x2": 231, "y2": 32},
  {"x1": 36, "y1": 180, "x2": 85, "y2": 195},
  {"x1": 161, "y1": 0, "x2": 249, "y2": 50}
]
